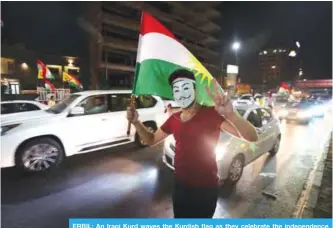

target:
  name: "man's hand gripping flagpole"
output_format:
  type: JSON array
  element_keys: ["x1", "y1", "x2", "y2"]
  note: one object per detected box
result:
[{"x1": 126, "y1": 95, "x2": 135, "y2": 136}]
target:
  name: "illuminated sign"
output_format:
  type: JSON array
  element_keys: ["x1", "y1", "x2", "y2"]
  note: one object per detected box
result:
[{"x1": 226, "y1": 65, "x2": 239, "y2": 74}]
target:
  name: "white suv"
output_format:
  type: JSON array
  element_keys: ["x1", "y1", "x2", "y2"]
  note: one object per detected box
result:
[{"x1": 1, "y1": 90, "x2": 166, "y2": 172}]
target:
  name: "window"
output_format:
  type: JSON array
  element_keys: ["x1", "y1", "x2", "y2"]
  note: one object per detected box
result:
[
  {"x1": 135, "y1": 95, "x2": 157, "y2": 109},
  {"x1": 247, "y1": 109, "x2": 262, "y2": 128},
  {"x1": 76, "y1": 95, "x2": 109, "y2": 115},
  {"x1": 260, "y1": 109, "x2": 272, "y2": 125},
  {"x1": 110, "y1": 93, "x2": 131, "y2": 112},
  {"x1": 14, "y1": 103, "x2": 40, "y2": 113},
  {"x1": 1, "y1": 103, "x2": 14, "y2": 114}
]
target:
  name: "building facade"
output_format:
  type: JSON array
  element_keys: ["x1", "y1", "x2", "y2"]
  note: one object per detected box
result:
[
  {"x1": 1, "y1": 44, "x2": 83, "y2": 94},
  {"x1": 83, "y1": 2, "x2": 223, "y2": 89},
  {"x1": 258, "y1": 48, "x2": 299, "y2": 88}
]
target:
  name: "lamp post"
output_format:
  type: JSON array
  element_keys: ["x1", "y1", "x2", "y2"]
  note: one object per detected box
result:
[
  {"x1": 220, "y1": 41, "x2": 241, "y2": 87},
  {"x1": 296, "y1": 41, "x2": 302, "y2": 79},
  {"x1": 232, "y1": 41, "x2": 241, "y2": 65}
]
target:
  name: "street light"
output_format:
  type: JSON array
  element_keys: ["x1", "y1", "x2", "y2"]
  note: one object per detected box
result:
[
  {"x1": 232, "y1": 42, "x2": 241, "y2": 51},
  {"x1": 296, "y1": 41, "x2": 300, "y2": 48}
]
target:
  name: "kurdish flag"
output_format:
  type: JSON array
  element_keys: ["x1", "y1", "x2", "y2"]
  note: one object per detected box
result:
[
  {"x1": 44, "y1": 79, "x2": 56, "y2": 91},
  {"x1": 37, "y1": 60, "x2": 55, "y2": 79},
  {"x1": 133, "y1": 12, "x2": 223, "y2": 106},
  {"x1": 63, "y1": 72, "x2": 83, "y2": 90}
]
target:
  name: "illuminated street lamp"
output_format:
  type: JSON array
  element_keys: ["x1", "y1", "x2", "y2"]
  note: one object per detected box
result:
[
  {"x1": 296, "y1": 41, "x2": 301, "y2": 48},
  {"x1": 231, "y1": 41, "x2": 241, "y2": 65},
  {"x1": 289, "y1": 50, "x2": 297, "y2": 57},
  {"x1": 232, "y1": 42, "x2": 241, "y2": 51}
]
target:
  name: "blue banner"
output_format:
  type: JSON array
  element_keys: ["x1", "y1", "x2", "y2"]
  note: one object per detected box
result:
[{"x1": 69, "y1": 219, "x2": 332, "y2": 228}]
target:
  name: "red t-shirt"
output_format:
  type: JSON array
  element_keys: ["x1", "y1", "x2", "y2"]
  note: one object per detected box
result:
[{"x1": 161, "y1": 106, "x2": 224, "y2": 187}]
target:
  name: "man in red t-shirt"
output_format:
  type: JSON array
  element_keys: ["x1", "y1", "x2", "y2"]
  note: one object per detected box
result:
[{"x1": 127, "y1": 69, "x2": 258, "y2": 218}]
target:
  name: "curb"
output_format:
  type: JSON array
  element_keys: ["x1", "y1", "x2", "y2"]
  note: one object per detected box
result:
[{"x1": 292, "y1": 132, "x2": 332, "y2": 218}]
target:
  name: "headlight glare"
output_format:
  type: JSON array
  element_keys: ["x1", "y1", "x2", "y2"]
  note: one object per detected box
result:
[
  {"x1": 279, "y1": 109, "x2": 288, "y2": 117},
  {"x1": 215, "y1": 144, "x2": 227, "y2": 161}
]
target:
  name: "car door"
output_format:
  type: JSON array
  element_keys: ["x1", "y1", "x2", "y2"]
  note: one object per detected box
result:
[
  {"x1": 66, "y1": 94, "x2": 112, "y2": 152},
  {"x1": 107, "y1": 93, "x2": 133, "y2": 141},
  {"x1": 246, "y1": 109, "x2": 267, "y2": 160},
  {"x1": 259, "y1": 108, "x2": 278, "y2": 152}
]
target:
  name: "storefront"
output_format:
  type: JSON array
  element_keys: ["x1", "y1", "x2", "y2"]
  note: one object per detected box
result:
[{"x1": 1, "y1": 78, "x2": 20, "y2": 95}]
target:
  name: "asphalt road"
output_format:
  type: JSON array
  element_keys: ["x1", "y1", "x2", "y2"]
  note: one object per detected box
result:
[{"x1": 1, "y1": 117, "x2": 332, "y2": 227}]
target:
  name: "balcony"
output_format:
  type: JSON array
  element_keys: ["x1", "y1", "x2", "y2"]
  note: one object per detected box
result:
[
  {"x1": 118, "y1": 2, "x2": 219, "y2": 45},
  {"x1": 99, "y1": 62, "x2": 135, "y2": 72},
  {"x1": 101, "y1": 12, "x2": 139, "y2": 31},
  {"x1": 102, "y1": 37, "x2": 137, "y2": 52}
]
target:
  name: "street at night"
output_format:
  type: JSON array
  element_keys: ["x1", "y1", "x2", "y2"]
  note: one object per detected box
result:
[
  {"x1": 2, "y1": 117, "x2": 332, "y2": 227},
  {"x1": 1, "y1": 1, "x2": 332, "y2": 226}
]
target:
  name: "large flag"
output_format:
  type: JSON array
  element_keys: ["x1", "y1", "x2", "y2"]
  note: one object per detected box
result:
[
  {"x1": 44, "y1": 79, "x2": 56, "y2": 91},
  {"x1": 37, "y1": 60, "x2": 55, "y2": 79},
  {"x1": 133, "y1": 12, "x2": 223, "y2": 106},
  {"x1": 63, "y1": 72, "x2": 83, "y2": 90}
]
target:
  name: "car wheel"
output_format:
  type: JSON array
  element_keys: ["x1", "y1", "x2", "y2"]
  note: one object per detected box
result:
[
  {"x1": 225, "y1": 154, "x2": 244, "y2": 185},
  {"x1": 15, "y1": 137, "x2": 64, "y2": 172},
  {"x1": 269, "y1": 135, "x2": 281, "y2": 155},
  {"x1": 135, "y1": 122, "x2": 157, "y2": 147}
]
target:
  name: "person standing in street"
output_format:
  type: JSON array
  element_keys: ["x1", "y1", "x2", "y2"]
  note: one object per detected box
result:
[
  {"x1": 126, "y1": 69, "x2": 258, "y2": 218},
  {"x1": 48, "y1": 95, "x2": 56, "y2": 107}
]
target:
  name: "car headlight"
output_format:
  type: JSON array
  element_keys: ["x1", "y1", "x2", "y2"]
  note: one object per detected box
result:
[
  {"x1": 1, "y1": 124, "x2": 20, "y2": 136},
  {"x1": 215, "y1": 144, "x2": 227, "y2": 161},
  {"x1": 297, "y1": 111, "x2": 310, "y2": 118},
  {"x1": 278, "y1": 109, "x2": 288, "y2": 117}
]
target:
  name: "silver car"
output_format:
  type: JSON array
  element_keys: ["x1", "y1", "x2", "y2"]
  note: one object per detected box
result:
[{"x1": 162, "y1": 104, "x2": 281, "y2": 186}]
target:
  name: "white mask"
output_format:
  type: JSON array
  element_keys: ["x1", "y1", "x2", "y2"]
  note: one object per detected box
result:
[{"x1": 172, "y1": 78, "x2": 196, "y2": 108}]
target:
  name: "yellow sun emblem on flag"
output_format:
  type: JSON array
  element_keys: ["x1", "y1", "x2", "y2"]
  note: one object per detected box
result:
[{"x1": 187, "y1": 52, "x2": 213, "y2": 86}]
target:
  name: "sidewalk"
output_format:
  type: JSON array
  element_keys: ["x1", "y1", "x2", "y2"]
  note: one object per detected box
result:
[
  {"x1": 314, "y1": 136, "x2": 332, "y2": 218},
  {"x1": 298, "y1": 133, "x2": 332, "y2": 218}
]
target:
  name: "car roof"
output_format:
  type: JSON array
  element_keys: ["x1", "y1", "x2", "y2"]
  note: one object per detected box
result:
[
  {"x1": 234, "y1": 103, "x2": 263, "y2": 111},
  {"x1": 1, "y1": 100, "x2": 40, "y2": 104},
  {"x1": 73, "y1": 90, "x2": 132, "y2": 96}
]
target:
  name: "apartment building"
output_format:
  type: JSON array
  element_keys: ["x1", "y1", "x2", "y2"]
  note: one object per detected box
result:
[
  {"x1": 84, "y1": 2, "x2": 223, "y2": 89},
  {"x1": 258, "y1": 48, "x2": 298, "y2": 87}
]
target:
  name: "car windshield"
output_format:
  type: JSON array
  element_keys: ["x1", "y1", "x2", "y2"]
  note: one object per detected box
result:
[
  {"x1": 236, "y1": 109, "x2": 246, "y2": 117},
  {"x1": 240, "y1": 96, "x2": 252, "y2": 100},
  {"x1": 46, "y1": 95, "x2": 80, "y2": 114}
]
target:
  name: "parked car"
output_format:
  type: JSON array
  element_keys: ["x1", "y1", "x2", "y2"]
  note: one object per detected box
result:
[
  {"x1": 1, "y1": 100, "x2": 48, "y2": 120},
  {"x1": 1, "y1": 90, "x2": 166, "y2": 172},
  {"x1": 162, "y1": 104, "x2": 281, "y2": 186}
]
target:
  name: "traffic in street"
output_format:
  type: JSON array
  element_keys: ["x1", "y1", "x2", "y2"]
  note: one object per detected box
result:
[{"x1": 2, "y1": 115, "x2": 332, "y2": 227}]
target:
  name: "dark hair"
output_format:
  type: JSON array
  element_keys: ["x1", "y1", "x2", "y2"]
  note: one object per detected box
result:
[{"x1": 168, "y1": 69, "x2": 195, "y2": 86}]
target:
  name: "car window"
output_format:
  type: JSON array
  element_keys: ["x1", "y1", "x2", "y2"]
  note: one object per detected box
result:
[
  {"x1": 241, "y1": 96, "x2": 252, "y2": 100},
  {"x1": 14, "y1": 103, "x2": 40, "y2": 113},
  {"x1": 76, "y1": 95, "x2": 109, "y2": 115},
  {"x1": 260, "y1": 108, "x2": 273, "y2": 125},
  {"x1": 236, "y1": 109, "x2": 246, "y2": 117},
  {"x1": 48, "y1": 94, "x2": 80, "y2": 114},
  {"x1": 1, "y1": 103, "x2": 15, "y2": 114},
  {"x1": 110, "y1": 94, "x2": 131, "y2": 112},
  {"x1": 136, "y1": 95, "x2": 157, "y2": 109},
  {"x1": 247, "y1": 109, "x2": 262, "y2": 128}
]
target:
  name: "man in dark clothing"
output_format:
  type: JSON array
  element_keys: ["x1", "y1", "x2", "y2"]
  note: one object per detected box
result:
[{"x1": 127, "y1": 69, "x2": 258, "y2": 218}]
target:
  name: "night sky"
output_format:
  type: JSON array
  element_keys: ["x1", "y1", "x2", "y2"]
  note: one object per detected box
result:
[
  {"x1": 1, "y1": 1, "x2": 332, "y2": 83},
  {"x1": 219, "y1": 1, "x2": 332, "y2": 82}
]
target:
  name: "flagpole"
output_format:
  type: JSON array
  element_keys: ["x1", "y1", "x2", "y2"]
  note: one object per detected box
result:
[
  {"x1": 126, "y1": 12, "x2": 144, "y2": 137},
  {"x1": 126, "y1": 95, "x2": 135, "y2": 136}
]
